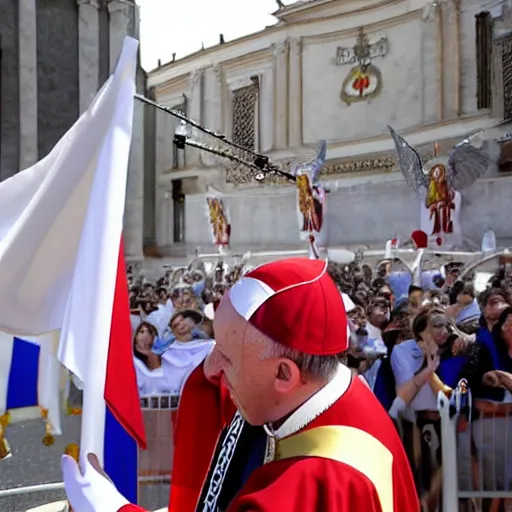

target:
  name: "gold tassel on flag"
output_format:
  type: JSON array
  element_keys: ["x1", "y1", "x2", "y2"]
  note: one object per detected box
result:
[
  {"x1": 0, "y1": 412, "x2": 10, "y2": 430},
  {"x1": 64, "y1": 443, "x2": 80, "y2": 462},
  {"x1": 40, "y1": 407, "x2": 55, "y2": 446},
  {"x1": 0, "y1": 422, "x2": 12, "y2": 461}
]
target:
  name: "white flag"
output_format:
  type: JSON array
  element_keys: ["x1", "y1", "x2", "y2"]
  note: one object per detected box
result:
[{"x1": 0, "y1": 37, "x2": 139, "y2": 459}]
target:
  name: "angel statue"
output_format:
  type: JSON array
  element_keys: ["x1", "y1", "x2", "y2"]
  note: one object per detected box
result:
[
  {"x1": 388, "y1": 126, "x2": 500, "y2": 248},
  {"x1": 290, "y1": 141, "x2": 328, "y2": 256}
]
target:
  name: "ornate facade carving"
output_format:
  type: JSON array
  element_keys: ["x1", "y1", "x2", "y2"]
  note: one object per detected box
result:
[
  {"x1": 272, "y1": 39, "x2": 289, "y2": 57},
  {"x1": 107, "y1": 0, "x2": 130, "y2": 14},
  {"x1": 212, "y1": 64, "x2": 222, "y2": 80},
  {"x1": 77, "y1": 0, "x2": 102, "y2": 7},
  {"x1": 289, "y1": 38, "x2": 302, "y2": 56},
  {"x1": 188, "y1": 69, "x2": 203, "y2": 92},
  {"x1": 76, "y1": 0, "x2": 101, "y2": 9},
  {"x1": 225, "y1": 150, "x2": 435, "y2": 185}
]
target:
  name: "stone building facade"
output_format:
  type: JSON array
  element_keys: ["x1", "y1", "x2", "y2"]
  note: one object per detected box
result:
[
  {"x1": 0, "y1": 0, "x2": 146, "y2": 261},
  {"x1": 147, "y1": 0, "x2": 512, "y2": 255}
]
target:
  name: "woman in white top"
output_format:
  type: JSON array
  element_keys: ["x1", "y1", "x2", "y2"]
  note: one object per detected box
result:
[{"x1": 133, "y1": 322, "x2": 172, "y2": 397}]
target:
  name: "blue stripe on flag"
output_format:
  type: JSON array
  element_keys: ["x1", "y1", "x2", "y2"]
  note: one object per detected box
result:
[
  {"x1": 6, "y1": 337, "x2": 40, "y2": 409},
  {"x1": 104, "y1": 407, "x2": 138, "y2": 503}
]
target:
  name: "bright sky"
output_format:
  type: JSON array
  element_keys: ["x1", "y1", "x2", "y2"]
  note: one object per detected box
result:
[{"x1": 137, "y1": 0, "x2": 291, "y2": 71}]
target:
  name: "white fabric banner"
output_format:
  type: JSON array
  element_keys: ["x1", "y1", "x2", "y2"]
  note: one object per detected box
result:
[{"x1": 0, "y1": 37, "x2": 138, "y2": 459}]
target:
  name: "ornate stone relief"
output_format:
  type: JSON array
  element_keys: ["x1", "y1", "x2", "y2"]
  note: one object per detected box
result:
[
  {"x1": 212, "y1": 64, "x2": 222, "y2": 81},
  {"x1": 272, "y1": 39, "x2": 289, "y2": 57},
  {"x1": 225, "y1": 149, "x2": 434, "y2": 185},
  {"x1": 188, "y1": 69, "x2": 203, "y2": 92},
  {"x1": 107, "y1": 0, "x2": 130, "y2": 14},
  {"x1": 77, "y1": 0, "x2": 103, "y2": 7}
]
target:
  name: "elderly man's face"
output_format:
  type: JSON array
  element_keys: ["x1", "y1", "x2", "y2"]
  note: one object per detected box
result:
[{"x1": 210, "y1": 293, "x2": 279, "y2": 425}]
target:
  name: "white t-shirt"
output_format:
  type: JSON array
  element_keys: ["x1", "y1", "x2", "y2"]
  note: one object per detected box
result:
[
  {"x1": 161, "y1": 339, "x2": 215, "y2": 394},
  {"x1": 134, "y1": 357, "x2": 173, "y2": 397}
]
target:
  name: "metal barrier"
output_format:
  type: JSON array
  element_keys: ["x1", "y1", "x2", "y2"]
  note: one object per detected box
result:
[
  {"x1": 137, "y1": 394, "x2": 178, "y2": 510},
  {"x1": 7, "y1": 391, "x2": 512, "y2": 510},
  {"x1": 0, "y1": 475, "x2": 172, "y2": 500},
  {"x1": 439, "y1": 393, "x2": 512, "y2": 511},
  {"x1": 0, "y1": 483, "x2": 65, "y2": 498}
]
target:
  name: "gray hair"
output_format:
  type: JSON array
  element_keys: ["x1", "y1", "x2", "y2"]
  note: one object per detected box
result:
[{"x1": 261, "y1": 339, "x2": 342, "y2": 381}]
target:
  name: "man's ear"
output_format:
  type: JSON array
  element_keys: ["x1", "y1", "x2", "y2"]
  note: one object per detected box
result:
[{"x1": 274, "y1": 359, "x2": 301, "y2": 393}]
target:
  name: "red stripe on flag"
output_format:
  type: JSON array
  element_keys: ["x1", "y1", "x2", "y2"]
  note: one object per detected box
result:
[{"x1": 104, "y1": 238, "x2": 147, "y2": 449}]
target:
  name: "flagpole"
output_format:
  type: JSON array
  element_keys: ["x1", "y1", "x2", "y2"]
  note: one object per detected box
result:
[{"x1": 80, "y1": 373, "x2": 108, "y2": 465}]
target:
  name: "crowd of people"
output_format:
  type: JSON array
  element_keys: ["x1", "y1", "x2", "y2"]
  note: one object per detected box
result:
[{"x1": 127, "y1": 254, "x2": 512, "y2": 511}]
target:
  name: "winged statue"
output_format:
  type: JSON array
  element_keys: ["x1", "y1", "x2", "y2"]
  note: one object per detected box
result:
[
  {"x1": 290, "y1": 141, "x2": 328, "y2": 239},
  {"x1": 388, "y1": 126, "x2": 501, "y2": 246},
  {"x1": 388, "y1": 126, "x2": 500, "y2": 198}
]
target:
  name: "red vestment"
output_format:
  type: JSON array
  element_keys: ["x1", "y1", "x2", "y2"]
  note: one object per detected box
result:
[
  {"x1": 119, "y1": 375, "x2": 418, "y2": 512},
  {"x1": 168, "y1": 363, "x2": 236, "y2": 512}
]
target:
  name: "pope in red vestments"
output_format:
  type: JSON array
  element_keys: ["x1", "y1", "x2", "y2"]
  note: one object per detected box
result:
[{"x1": 62, "y1": 258, "x2": 419, "y2": 512}]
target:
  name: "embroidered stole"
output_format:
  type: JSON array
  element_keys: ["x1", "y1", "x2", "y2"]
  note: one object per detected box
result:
[
  {"x1": 196, "y1": 412, "x2": 245, "y2": 512},
  {"x1": 275, "y1": 426, "x2": 394, "y2": 512},
  {"x1": 196, "y1": 416, "x2": 394, "y2": 512}
]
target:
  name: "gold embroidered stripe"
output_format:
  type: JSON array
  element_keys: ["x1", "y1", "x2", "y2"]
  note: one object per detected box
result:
[{"x1": 275, "y1": 425, "x2": 394, "y2": 512}]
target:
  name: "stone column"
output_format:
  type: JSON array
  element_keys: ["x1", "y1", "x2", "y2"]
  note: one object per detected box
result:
[
  {"x1": 186, "y1": 69, "x2": 203, "y2": 168},
  {"x1": 210, "y1": 65, "x2": 223, "y2": 132},
  {"x1": 108, "y1": 0, "x2": 144, "y2": 260},
  {"x1": 155, "y1": 187, "x2": 173, "y2": 247},
  {"x1": 288, "y1": 38, "x2": 302, "y2": 149},
  {"x1": 107, "y1": 0, "x2": 134, "y2": 72},
  {"x1": 18, "y1": 0, "x2": 38, "y2": 170},
  {"x1": 77, "y1": 0, "x2": 101, "y2": 113},
  {"x1": 272, "y1": 40, "x2": 289, "y2": 150},
  {"x1": 197, "y1": 66, "x2": 222, "y2": 169},
  {"x1": 154, "y1": 108, "x2": 173, "y2": 248},
  {"x1": 124, "y1": 95, "x2": 145, "y2": 260}
]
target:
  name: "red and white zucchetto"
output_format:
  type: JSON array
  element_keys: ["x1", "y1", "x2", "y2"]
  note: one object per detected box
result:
[{"x1": 228, "y1": 258, "x2": 348, "y2": 355}]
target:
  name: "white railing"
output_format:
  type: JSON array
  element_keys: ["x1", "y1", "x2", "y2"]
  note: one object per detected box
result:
[
  {"x1": 0, "y1": 475, "x2": 169, "y2": 499},
  {"x1": 0, "y1": 483, "x2": 65, "y2": 498},
  {"x1": 439, "y1": 392, "x2": 512, "y2": 510}
]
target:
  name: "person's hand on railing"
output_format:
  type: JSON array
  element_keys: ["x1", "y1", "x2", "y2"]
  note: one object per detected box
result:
[
  {"x1": 62, "y1": 453, "x2": 129, "y2": 512},
  {"x1": 482, "y1": 370, "x2": 502, "y2": 387},
  {"x1": 488, "y1": 370, "x2": 512, "y2": 391}
]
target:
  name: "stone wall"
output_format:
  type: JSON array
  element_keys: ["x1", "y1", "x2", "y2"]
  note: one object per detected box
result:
[
  {"x1": 36, "y1": 0, "x2": 79, "y2": 159},
  {"x1": 184, "y1": 174, "x2": 512, "y2": 250},
  {"x1": 0, "y1": 0, "x2": 19, "y2": 181},
  {"x1": 148, "y1": 0, "x2": 509, "y2": 253}
]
